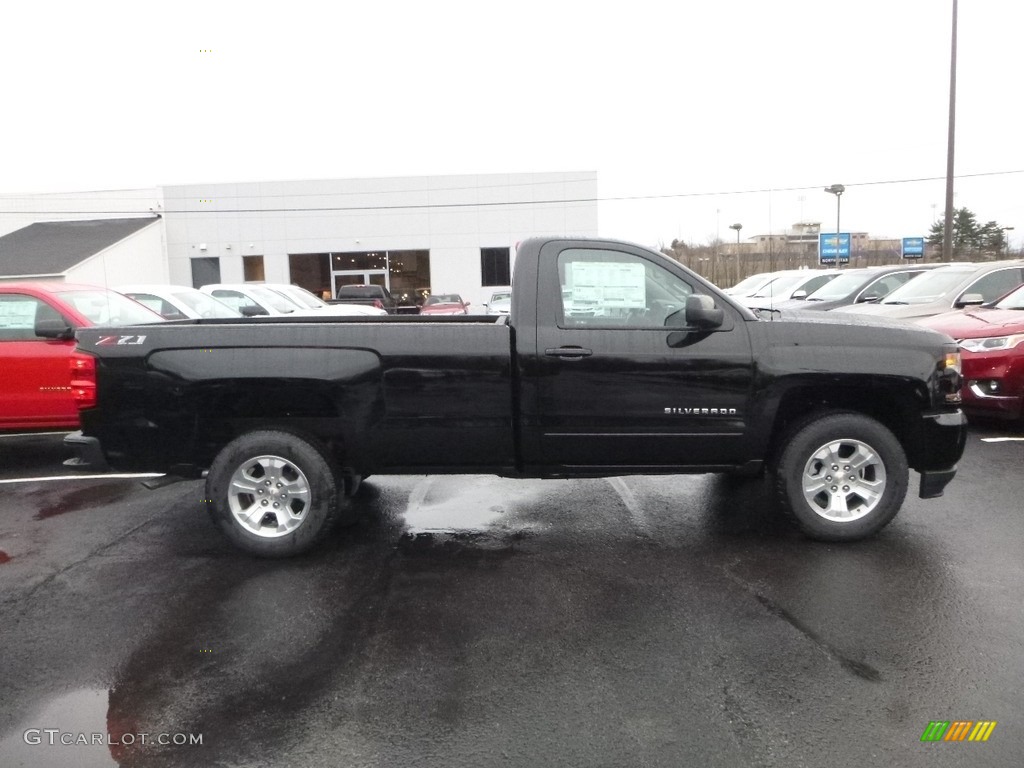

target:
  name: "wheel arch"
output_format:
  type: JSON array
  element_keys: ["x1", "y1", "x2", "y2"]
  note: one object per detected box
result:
[{"x1": 764, "y1": 380, "x2": 929, "y2": 471}]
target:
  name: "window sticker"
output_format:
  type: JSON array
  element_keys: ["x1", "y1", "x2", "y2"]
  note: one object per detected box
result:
[
  {"x1": 568, "y1": 262, "x2": 647, "y2": 309},
  {"x1": 0, "y1": 298, "x2": 38, "y2": 330}
]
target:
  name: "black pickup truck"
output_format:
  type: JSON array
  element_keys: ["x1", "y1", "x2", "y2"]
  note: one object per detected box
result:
[
  {"x1": 61, "y1": 237, "x2": 967, "y2": 557},
  {"x1": 329, "y1": 284, "x2": 400, "y2": 314}
]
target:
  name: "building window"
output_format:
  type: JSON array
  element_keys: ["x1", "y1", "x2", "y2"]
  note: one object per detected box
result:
[
  {"x1": 243, "y1": 255, "x2": 265, "y2": 282},
  {"x1": 481, "y1": 247, "x2": 511, "y2": 287}
]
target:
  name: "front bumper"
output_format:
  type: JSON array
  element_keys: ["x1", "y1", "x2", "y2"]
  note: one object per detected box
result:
[
  {"x1": 63, "y1": 431, "x2": 109, "y2": 471},
  {"x1": 915, "y1": 410, "x2": 967, "y2": 499},
  {"x1": 960, "y1": 351, "x2": 1024, "y2": 421}
]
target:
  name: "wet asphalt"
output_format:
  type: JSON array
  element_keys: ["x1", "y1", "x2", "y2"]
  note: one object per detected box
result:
[{"x1": 0, "y1": 425, "x2": 1022, "y2": 767}]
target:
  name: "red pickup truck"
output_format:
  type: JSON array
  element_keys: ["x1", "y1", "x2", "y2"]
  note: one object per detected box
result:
[{"x1": 0, "y1": 282, "x2": 162, "y2": 432}]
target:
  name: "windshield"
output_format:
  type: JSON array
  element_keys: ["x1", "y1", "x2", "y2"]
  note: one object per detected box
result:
[
  {"x1": 751, "y1": 274, "x2": 805, "y2": 298},
  {"x1": 994, "y1": 284, "x2": 1024, "y2": 310},
  {"x1": 59, "y1": 289, "x2": 163, "y2": 325},
  {"x1": 427, "y1": 294, "x2": 462, "y2": 304},
  {"x1": 881, "y1": 267, "x2": 975, "y2": 305},
  {"x1": 804, "y1": 271, "x2": 874, "y2": 301},
  {"x1": 729, "y1": 273, "x2": 770, "y2": 293},
  {"x1": 249, "y1": 286, "x2": 299, "y2": 313},
  {"x1": 172, "y1": 290, "x2": 240, "y2": 318},
  {"x1": 489, "y1": 291, "x2": 512, "y2": 303},
  {"x1": 277, "y1": 286, "x2": 323, "y2": 309}
]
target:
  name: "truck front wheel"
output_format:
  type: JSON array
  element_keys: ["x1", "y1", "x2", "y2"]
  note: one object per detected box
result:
[
  {"x1": 774, "y1": 413, "x2": 908, "y2": 542},
  {"x1": 205, "y1": 430, "x2": 346, "y2": 557}
]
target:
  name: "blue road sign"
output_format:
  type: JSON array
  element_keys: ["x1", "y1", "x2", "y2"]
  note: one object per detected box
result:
[
  {"x1": 819, "y1": 233, "x2": 850, "y2": 264},
  {"x1": 902, "y1": 237, "x2": 925, "y2": 259}
]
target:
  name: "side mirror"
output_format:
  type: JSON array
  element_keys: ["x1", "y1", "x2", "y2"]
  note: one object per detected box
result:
[
  {"x1": 683, "y1": 295, "x2": 724, "y2": 330},
  {"x1": 240, "y1": 305, "x2": 269, "y2": 317},
  {"x1": 955, "y1": 293, "x2": 985, "y2": 308},
  {"x1": 35, "y1": 317, "x2": 76, "y2": 341},
  {"x1": 856, "y1": 293, "x2": 881, "y2": 303},
  {"x1": 791, "y1": 290, "x2": 808, "y2": 300}
]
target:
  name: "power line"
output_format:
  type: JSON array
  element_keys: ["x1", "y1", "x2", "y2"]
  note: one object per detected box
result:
[{"x1": 2, "y1": 168, "x2": 1022, "y2": 216}]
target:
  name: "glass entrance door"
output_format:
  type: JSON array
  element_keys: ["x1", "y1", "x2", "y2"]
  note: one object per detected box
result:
[{"x1": 332, "y1": 270, "x2": 389, "y2": 298}]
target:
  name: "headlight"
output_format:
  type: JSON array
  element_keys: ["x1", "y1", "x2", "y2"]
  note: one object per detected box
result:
[
  {"x1": 958, "y1": 334, "x2": 1024, "y2": 353},
  {"x1": 942, "y1": 351, "x2": 962, "y2": 375},
  {"x1": 937, "y1": 351, "x2": 962, "y2": 404}
]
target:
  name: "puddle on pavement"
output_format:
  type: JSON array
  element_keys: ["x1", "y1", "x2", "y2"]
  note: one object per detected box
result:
[
  {"x1": 401, "y1": 476, "x2": 550, "y2": 534},
  {"x1": 32, "y1": 483, "x2": 133, "y2": 521},
  {"x1": 0, "y1": 688, "x2": 117, "y2": 767}
]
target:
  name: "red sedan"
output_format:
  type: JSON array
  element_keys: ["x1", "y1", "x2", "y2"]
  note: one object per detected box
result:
[
  {"x1": 917, "y1": 283, "x2": 1024, "y2": 422},
  {"x1": 418, "y1": 293, "x2": 471, "y2": 315},
  {"x1": 0, "y1": 282, "x2": 163, "y2": 432}
]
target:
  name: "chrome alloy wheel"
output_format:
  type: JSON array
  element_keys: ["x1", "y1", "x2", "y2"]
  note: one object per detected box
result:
[
  {"x1": 227, "y1": 454, "x2": 312, "y2": 537},
  {"x1": 801, "y1": 438, "x2": 887, "y2": 523}
]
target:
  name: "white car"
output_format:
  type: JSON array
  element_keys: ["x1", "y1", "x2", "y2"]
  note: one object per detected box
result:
[
  {"x1": 740, "y1": 269, "x2": 841, "y2": 311},
  {"x1": 116, "y1": 284, "x2": 241, "y2": 320},
  {"x1": 483, "y1": 288, "x2": 512, "y2": 315},
  {"x1": 723, "y1": 272, "x2": 776, "y2": 297},
  {"x1": 200, "y1": 283, "x2": 312, "y2": 317},
  {"x1": 261, "y1": 283, "x2": 386, "y2": 317}
]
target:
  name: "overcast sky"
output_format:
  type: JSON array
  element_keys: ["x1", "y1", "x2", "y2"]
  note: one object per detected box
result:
[{"x1": 3, "y1": 0, "x2": 1022, "y2": 248}]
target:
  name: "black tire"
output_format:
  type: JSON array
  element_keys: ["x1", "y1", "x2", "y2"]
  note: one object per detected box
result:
[
  {"x1": 774, "y1": 412, "x2": 908, "y2": 542},
  {"x1": 205, "y1": 430, "x2": 347, "y2": 557}
]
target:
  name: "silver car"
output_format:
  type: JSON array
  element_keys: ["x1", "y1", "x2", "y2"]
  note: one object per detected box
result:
[{"x1": 833, "y1": 261, "x2": 1024, "y2": 320}]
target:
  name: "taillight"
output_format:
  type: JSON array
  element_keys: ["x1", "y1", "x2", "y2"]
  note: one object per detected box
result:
[
  {"x1": 373, "y1": 299, "x2": 384, "y2": 310},
  {"x1": 70, "y1": 353, "x2": 97, "y2": 409}
]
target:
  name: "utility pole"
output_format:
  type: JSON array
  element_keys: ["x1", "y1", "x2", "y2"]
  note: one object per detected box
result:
[{"x1": 943, "y1": 0, "x2": 958, "y2": 262}]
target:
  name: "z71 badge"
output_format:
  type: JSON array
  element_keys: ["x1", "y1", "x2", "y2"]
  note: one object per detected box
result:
[{"x1": 95, "y1": 335, "x2": 148, "y2": 346}]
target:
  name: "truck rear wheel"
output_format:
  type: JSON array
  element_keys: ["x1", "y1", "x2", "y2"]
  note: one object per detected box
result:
[
  {"x1": 774, "y1": 412, "x2": 908, "y2": 542},
  {"x1": 205, "y1": 430, "x2": 346, "y2": 557}
]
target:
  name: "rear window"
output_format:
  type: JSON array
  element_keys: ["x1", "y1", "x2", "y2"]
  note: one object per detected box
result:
[{"x1": 337, "y1": 286, "x2": 385, "y2": 298}]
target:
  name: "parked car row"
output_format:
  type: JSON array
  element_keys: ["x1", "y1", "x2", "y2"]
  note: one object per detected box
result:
[{"x1": 745, "y1": 260, "x2": 1024, "y2": 425}]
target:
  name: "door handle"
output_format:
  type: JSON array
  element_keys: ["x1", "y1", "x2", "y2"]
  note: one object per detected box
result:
[{"x1": 544, "y1": 346, "x2": 593, "y2": 359}]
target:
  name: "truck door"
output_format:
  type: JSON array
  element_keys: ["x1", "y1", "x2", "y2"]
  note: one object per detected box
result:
[{"x1": 523, "y1": 241, "x2": 755, "y2": 470}]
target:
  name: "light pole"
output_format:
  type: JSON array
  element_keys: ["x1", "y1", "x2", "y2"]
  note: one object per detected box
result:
[
  {"x1": 1001, "y1": 226, "x2": 1015, "y2": 256},
  {"x1": 824, "y1": 184, "x2": 845, "y2": 268},
  {"x1": 729, "y1": 223, "x2": 743, "y2": 285}
]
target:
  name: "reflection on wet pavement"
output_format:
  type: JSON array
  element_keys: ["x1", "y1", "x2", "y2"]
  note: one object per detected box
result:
[
  {"x1": 31, "y1": 483, "x2": 134, "y2": 521},
  {"x1": 0, "y1": 689, "x2": 116, "y2": 768}
]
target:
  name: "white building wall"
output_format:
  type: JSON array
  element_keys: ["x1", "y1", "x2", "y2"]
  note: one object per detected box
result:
[
  {"x1": 0, "y1": 173, "x2": 598, "y2": 302},
  {"x1": 65, "y1": 221, "x2": 168, "y2": 286},
  {"x1": 161, "y1": 172, "x2": 599, "y2": 302}
]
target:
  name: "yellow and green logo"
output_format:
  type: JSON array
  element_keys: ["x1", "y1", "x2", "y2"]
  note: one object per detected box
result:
[{"x1": 921, "y1": 721, "x2": 997, "y2": 742}]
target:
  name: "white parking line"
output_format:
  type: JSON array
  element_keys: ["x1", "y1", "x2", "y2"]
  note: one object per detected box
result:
[
  {"x1": 0, "y1": 473, "x2": 165, "y2": 485},
  {"x1": 980, "y1": 437, "x2": 1024, "y2": 443}
]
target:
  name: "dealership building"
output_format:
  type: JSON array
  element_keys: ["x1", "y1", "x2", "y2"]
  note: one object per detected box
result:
[{"x1": 0, "y1": 171, "x2": 598, "y2": 308}]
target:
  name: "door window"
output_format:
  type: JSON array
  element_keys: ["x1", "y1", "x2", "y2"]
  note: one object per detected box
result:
[
  {"x1": 962, "y1": 268, "x2": 1024, "y2": 303},
  {"x1": 556, "y1": 248, "x2": 694, "y2": 328},
  {"x1": 0, "y1": 295, "x2": 64, "y2": 341},
  {"x1": 863, "y1": 272, "x2": 915, "y2": 300}
]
